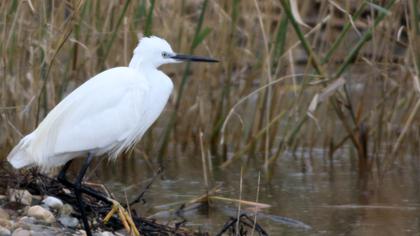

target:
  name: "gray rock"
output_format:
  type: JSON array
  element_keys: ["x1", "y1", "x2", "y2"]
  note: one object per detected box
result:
[
  {"x1": 0, "y1": 226, "x2": 11, "y2": 236},
  {"x1": 17, "y1": 216, "x2": 36, "y2": 225},
  {"x1": 28, "y1": 232, "x2": 47, "y2": 236},
  {"x1": 94, "y1": 232, "x2": 115, "y2": 236},
  {"x1": 27, "y1": 206, "x2": 55, "y2": 224},
  {"x1": 76, "y1": 230, "x2": 87, "y2": 236},
  {"x1": 58, "y1": 216, "x2": 78, "y2": 228},
  {"x1": 11, "y1": 228, "x2": 30, "y2": 236},
  {"x1": 27, "y1": 225, "x2": 61, "y2": 236},
  {"x1": 113, "y1": 231, "x2": 125, "y2": 236},
  {"x1": 19, "y1": 221, "x2": 72, "y2": 236},
  {"x1": 29, "y1": 229, "x2": 56, "y2": 236},
  {"x1": 42, "y1": 197, "x2": 63, "y2": 211},
  {"x1": 7, "y1": 190, "x2": 32, "y2": 206}
]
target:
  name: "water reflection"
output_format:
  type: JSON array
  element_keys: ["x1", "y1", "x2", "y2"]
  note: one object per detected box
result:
[{"x1": 92, "y1": 148, "x2": 420, "y2": 235}]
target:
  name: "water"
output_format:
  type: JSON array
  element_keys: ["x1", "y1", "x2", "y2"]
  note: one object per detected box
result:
[{"x1": 94, "y1": 148, "x2": 420, "y2": 235}]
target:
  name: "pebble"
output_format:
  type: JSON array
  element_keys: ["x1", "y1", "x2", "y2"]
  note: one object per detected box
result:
[
  {"x1": 41, "y1": 197, "x2": 63, "y2": 211},
  {"x1": 113, "y1": 231, "x2": 125, "y2": 236},
  {"x1": 60, "y1": 204, "x2": 74, "y2": 216},
  {"x1": 94, "y1": 232, "x2": 115, "y2": 236},
  {"x1": 76, "y1": 230, "x2": 87, "y2": 236},
  {"x1": 17, "y1": 216, "x2": 36, "y2": 225},
  {"x1": 26, "y1": 206, "x2": 55, "y2": 224},
  {"x1": 0, "y1": 226, "x2": 11, "y2": 236},
  {"x1": 11, "y1": 228, "x2": 30, "y2": 236},
  {"x1": 0, "y1": 218, "x2": 13, "y2": 230},
  {"x1": 3, "y1": 191, "x2": 124, "y2": 236},
  {"x1": 58, "y1": 216, "x2": 78, "y2": 228},
  {"x1": 62, "y1": 189, "x2": 71, "y2": 195},
  {"x1": 7, "y1": 190, "x2": 32, "y2": 206},
  {"x1": 30, "y1": 196, "x2": 42, "y2": 201},
  {"x1": 30, "y1": 228, "x2": 57, "y2": 236}
]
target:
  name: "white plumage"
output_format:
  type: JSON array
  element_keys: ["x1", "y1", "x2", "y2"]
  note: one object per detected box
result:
[
  {"x1": 8, "y1": 36, "x2": 178, "y2": 169},
  {"x1": 6, "y1": 35, "x2": 218, "y2": 236}
]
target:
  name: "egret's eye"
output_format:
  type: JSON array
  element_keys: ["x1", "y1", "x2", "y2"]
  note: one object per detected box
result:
[{"x1": 162, "y1": 52, "x2": 169, "y2": 58}]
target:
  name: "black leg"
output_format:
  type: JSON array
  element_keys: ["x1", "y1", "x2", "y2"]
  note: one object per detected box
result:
[
  {"x1": 57, "y1": 154, "x2": 94, "y2": 236},
  {"x1": 75, "y1": 153, "x2": 94, "y2": 186},
  {"x1": 56, "y1": 154, "x2": 115, "y2": 236},
  {"x1": 75, "y1": 186, "x2": 91, "y2": 236},
  {"x1": 57, "y1": 155, "x2": 138, "y2": 236},
  {"x1": 57, "y1": 159, "x2": 73, "y2": 184},
  {"x1": 74, "y1": 153, "x2": 94, "y2": 236}
]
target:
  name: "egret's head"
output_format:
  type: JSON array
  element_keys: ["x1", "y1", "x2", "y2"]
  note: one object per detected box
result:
[{"x1": 130, "y1": 36, "x2": 218, "y2": 68}]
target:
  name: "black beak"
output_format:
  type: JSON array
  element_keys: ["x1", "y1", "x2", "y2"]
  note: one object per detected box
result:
[{"x1": 170, "y1": 53, "x2": 219, "y2": 63}]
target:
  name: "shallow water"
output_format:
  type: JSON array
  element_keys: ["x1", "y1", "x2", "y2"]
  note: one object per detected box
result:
[{"x1": 94, "y1": 148, "x2": 420, "y2": 235}]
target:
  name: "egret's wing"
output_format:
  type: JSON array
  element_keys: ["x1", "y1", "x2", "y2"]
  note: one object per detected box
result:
[
  {"x1": 30, "y1": 67, "x2": 150, "y2": 160},
  {"x1": 55, "y1": 87, "x2": 147, "y2": 155}
]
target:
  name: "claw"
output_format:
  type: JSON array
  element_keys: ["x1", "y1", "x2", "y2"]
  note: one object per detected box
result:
[{"x1": 103, "y1": 199, "x2": 140, "y2": 236}]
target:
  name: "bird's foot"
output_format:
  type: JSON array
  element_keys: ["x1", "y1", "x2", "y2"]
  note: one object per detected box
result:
[{"x1": 103, "y1": 198, "x2": 140, "y2": 236}]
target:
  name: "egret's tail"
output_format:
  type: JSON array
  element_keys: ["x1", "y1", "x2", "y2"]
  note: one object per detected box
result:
[{"x1": 7, "y1": 134, "x2": 36, "y2": 169}]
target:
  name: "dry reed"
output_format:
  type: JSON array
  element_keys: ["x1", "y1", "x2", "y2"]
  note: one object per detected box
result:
[{"x1": 0, "y1": 0, "x2": 418, "y2": 180}]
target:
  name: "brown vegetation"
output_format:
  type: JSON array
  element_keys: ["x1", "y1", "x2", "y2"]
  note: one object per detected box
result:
[{"x1": 0, "y1": 0, "x2": 418, "y2": 180}]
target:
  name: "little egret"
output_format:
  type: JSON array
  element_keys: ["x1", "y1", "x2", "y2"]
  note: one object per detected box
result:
[{"x1": 7, "y1": 35, "x2": 218, "y2": 236}]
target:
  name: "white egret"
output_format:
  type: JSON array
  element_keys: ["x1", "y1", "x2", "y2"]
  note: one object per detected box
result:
[{"x1": 7, "y1": 35, "x2": 218, "y2": 236}]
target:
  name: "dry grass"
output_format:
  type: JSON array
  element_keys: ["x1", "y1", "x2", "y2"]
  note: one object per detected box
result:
[{"x1": 0, "y1": 0, "x2": 419, "y2": 178}]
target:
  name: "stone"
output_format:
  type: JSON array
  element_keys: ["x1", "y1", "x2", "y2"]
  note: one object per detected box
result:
[
  {"x1": 94, "y1": 232, "x2": 115, "y2": 236},
  {"x1": 58, "y1": 216, "x2": 78, "y2": 228},
  {"x1": 11, "y1": 228, "x2": 30, "y2": 236},
  {"x1": 17, "y1": 216, "x2": 36, "y2": 225},
  {"x1": 0, "y1": 226, "x2": 10, "y2": 236},
  {"x1": 7, "y1": 190, "x2": 32, "y2": 206},
  {"x1": 27, "y1": 206, "x2": 55, "y2": 224},
  {"x1": 30, "y1": 196, "x2": 42, "y2": 201},
  {"x1": 60, "y1": 204, "x2": 74, "y2": 216},
  {"x1": 42, "y1": 197, "x2": 63, "y2": 211},
  {"x1": 0, "y1": 219, "x2": 13, "y2": 230},
  {"x1": 76, "y1": 230, "x2": 87, "y2": 236},
  {"x1": 26, "y1": 224, "x2": 60, "y2": 236},
  {"x1": 113, "y1": 231, "x2": 125, "y2": 236},
  {"x1": 62, "y1": 189, "x2": 71, "y2": 195},
  {"x1": 0, "y1": 208, "x2": 9, "y2": 220},
  {"x1": 29, "y1": 229, "x2": 56, "y2": 236}
]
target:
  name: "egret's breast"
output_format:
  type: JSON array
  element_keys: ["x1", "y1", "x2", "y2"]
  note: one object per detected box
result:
[{"x1": 142, "y1": 71, "x2": 173, "y2": 128}]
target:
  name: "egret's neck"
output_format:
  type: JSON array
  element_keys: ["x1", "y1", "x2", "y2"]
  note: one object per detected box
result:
[{"x1": 129, "y1": 54, "x2": 158, "y2": 71}]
